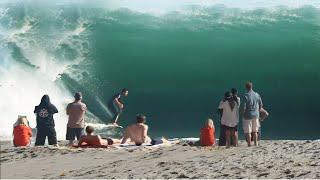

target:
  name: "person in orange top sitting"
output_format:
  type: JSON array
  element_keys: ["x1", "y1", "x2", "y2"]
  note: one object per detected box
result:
[
  {"x1": 13, "y1": 116, "x2": 32, "y2": 147},
  {"x1": 200, "y1": 118, "x2": 215, "y2": 146},
  {"x1": 78, "y1": 126, "x2": 118, "y2": 147}
]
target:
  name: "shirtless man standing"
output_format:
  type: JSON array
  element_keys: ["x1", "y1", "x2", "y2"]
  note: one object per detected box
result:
[{"x1": 121, "y1": 114, "x2": 150, "y2": 146}]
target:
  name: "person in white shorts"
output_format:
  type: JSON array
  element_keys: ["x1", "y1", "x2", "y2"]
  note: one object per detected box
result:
[{"x1": 242, "y1": 82, "x2": 263, "y2": 147}]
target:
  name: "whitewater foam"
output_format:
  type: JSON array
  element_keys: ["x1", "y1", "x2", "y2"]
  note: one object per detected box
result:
[{"x1": 0, "y1": 8, "x2": 92, "y2": 139}]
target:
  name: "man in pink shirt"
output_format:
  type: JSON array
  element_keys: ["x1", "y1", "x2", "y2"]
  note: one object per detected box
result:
[{"x1": 66, "y1": 92, "x2": 87, "y2": 145}]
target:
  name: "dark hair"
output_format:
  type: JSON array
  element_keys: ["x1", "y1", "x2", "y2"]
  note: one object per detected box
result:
[
  {"x1": 136, "y1": 114, "x2": 146, "y2": 123},
  {"x1": 121, "y1": 88, "x2": 128, "y2": 93},
  {"x1": 224, "y1": 91, "x2": 232, "y2": 99},
  {"x1": 245, "y1": 82, "x2": 253, "y2": 91},
  {"x1": 85, "y1": 126, "x2": 94, "y2": 134},
  {"x1": 231, "y1": 88, "x2": 238, "y2": 95},
  {"x1": 231, "y1": 88, "x2": 239, "y2": 105},
  {"x1": 74, "y1": 92, "x2": 82, "y2": 101},
  {"x1": 224, "y1": 91, "x2": 236, "y2": 110}
]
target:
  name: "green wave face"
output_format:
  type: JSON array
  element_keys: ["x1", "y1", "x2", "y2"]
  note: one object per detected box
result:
[{"x1": 1, "y1": 1, "x2": 320, "y2": 139}]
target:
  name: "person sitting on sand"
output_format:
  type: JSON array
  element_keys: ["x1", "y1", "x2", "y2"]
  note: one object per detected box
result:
[
  {"x1": 121, "y1": 114, "x2": 151, "y2": 145},
  {"x1": 13, "y1": 116, "x2": 32, "y2": 147},
  {"x1": 78, "y1": 126, "x2": 116, "y2": 147},
  {"x1": 66, "y1": 92, "x2": 87, "y2": 146},
  {"x1": 34, "y1": 95, "x2": 58, "y2": 146},
  {"x1": 121, "y1": 114, "x2": 167, "y2": 146},
  {"x1": 200, "y1": 118, "x2": 215, "y2": 146},
  {"x1": 218, "y1": 91, "x2": 240, "y2": 148}
]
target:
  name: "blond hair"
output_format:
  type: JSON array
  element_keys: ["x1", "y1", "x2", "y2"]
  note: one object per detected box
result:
[
  {"x1": 14, "y1": 116, "x2": 29, "y2": 127},
  {"x1": 205, "y1": 118, "x2": 214, "y2": 128}
]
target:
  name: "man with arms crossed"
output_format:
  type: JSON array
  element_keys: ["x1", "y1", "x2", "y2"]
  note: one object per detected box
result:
[
  {"x1": 242, "y1": 82, "x2": 263, "y2": 147},
  {"x1": 66, "y1": 92, "x2": 87, "y2": 146}
]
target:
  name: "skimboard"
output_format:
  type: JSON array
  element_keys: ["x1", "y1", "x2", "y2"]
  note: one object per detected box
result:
[
  {"x1": 105, "y1": 123, "x2": 123, "y2": 129},
  {"x1": 85, "y1": 123, "x2": 123, "y2": 139}
]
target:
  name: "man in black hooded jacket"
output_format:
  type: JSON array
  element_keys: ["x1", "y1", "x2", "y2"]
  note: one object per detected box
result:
[{"x1": 34, "y1": 95, "x2": 58, "y2": 146}]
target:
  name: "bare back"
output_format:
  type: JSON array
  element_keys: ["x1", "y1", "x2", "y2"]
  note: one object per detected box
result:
[
  {"x1": 78, "y1": 134, "x2": 102, "y2": 146},
  {"x1": 121, "y1": 123, "x2": 150, "y2": 145}
]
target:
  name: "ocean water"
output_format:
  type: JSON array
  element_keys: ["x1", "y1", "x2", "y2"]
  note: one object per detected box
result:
[{"x1": 0, "y1": 0, "x2": 320, "y2": 140}]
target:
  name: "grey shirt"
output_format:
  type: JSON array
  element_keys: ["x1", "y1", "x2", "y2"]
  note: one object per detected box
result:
[
  {"x1": 66, "y1": 101, "x2": 87, "y2": 128},
  {"x1": 243, "y1": 90, "x2": 262, "y2": 120}
]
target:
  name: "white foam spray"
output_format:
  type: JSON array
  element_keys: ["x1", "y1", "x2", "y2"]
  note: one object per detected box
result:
[{"x1": 0, "y1": 8, "x2": 89, "y2": 140}]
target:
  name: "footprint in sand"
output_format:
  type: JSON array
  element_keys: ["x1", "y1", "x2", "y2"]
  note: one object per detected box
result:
[
  {"x1": 177, "y1": 174, "x2": 189, "y2": 178},
  {"x1": 158, "y1": 161, "x2": 166, "y2": 167},
  {"x1": 284, "y1": 169, "x2": 291, "y2": 174},
  {"x1": 257, "y1": 172, "x2": 269, "y2": 177},
  {"x1": 0, "y1": 158, "x2": 10, "y2": 162},
  {"x1": 297, "y1": 171, "x2": 311, "y2": 177},
  {"x1": 287, "y1": 174, "x2": 295, "y2": 178}
]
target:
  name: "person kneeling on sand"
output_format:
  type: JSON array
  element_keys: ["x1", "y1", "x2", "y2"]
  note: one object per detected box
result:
[
  {"x1": 121, "y1": 114, "x2": 166, "y2": 146},
  {"x1": 200, "y1": 118, "x2": 215, "y2": 146},
  {"x1": 78, "y1": 126, "x2": 117, "y2": 147},
  {"x1": 13, "y1": 116, "x2": 32, "y2": 147}
]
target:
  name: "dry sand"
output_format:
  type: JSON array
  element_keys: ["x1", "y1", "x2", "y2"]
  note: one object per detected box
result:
[{"x1": 1, "y1": 140, "x2": 320, "y2": 179}]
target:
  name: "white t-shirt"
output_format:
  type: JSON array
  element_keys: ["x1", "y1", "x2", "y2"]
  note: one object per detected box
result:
[{"x1": 218, "y1": 97, "x2": 240, "y2": 127}]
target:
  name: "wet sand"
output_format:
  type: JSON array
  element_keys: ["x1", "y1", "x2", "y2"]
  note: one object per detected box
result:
[{"x1": 1, "y1": 140, "x2": 319, "y2": 179}]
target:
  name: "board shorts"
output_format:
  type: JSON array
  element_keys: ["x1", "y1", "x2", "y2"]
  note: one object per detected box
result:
[
  {"x1": 66, "y1": 127, "x2": 84, "y2": 140},
  {"x1": 103, "y1": 138, "x2": 114, "y2": 145},
  {"x1": 108, "y1": 102, "x2": 122, "y2": 120},
  {"x1": 243, "y1": 118, "x2": 260, "y2": 134},
  {"x1": 134, "y1": 137, "x2": 163, "y2": 146}
]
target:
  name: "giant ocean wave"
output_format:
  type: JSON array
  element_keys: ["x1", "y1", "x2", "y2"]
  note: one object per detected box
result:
[{"x1": 1, "y1": 0, "x2": 320, "y2": 139}]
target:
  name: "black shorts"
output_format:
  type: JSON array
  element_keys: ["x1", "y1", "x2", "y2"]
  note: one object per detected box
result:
[
  {"x1": 225, "y1": 125, "x2": 238, "y2": 131},
  {"x1": 66, "y1": 127, "x2": 84, "y2": 140},
  {"x1": 108, "y1": 105, "x2": 122, "y2": 120},
  {"x1": 102, "y1": 138, "x2": 114, "y2": 145}
]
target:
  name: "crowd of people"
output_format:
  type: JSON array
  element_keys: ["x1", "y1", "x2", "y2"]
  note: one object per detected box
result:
[{"x1": 12, "y1": 82, "x2": 268, "y2": 148}]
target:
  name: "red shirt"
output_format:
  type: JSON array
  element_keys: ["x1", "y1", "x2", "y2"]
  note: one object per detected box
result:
[
  {"x1": 200, "y1": 127, "x2": 215, "y2": 146},
  {"x1": 13, "y1": 125, "x2": 32, "y2": 146}
]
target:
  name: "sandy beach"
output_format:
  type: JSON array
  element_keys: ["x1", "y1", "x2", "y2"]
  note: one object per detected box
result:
[{"x1": 1, "y1": 140, "x2": 319, "y2": 179}]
